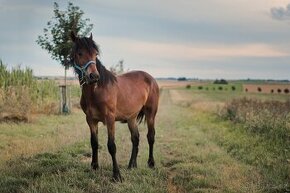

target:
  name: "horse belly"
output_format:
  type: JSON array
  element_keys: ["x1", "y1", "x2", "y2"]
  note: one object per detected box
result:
[{"x1": 115, "y1": 92, "x2": 147, "y2": 120}]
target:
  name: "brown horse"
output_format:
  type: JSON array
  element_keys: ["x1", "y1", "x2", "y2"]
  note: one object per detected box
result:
[{"x1": 70, "y1": 32, "x2": 159, "y2": 181}]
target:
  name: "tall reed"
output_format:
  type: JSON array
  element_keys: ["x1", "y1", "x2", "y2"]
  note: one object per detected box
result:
[{"x1": 0, "y1": 60, "x2": 59, "y2": 121}]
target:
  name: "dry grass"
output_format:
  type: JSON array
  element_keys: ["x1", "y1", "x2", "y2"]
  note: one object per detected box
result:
[
  {"x1": 157, "y1": 80, "x2": 205, "y2": 89},
  {"x1": 169, "y1": 89, "x2": 224, "y2": 113},
  {"x1": 221, "y1": 98, "x2": 290, "y2": 142},
  {"x1": 0, "y1": 111, "x2": 88, "y2": 164}
]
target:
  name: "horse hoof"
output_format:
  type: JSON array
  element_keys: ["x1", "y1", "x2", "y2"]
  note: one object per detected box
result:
[
  {"x1": 148, "y1": 159, "x2": 155, "y2": 168},
  {"x1": 112, "y1": 172, "x2": 123, "y2": 182},
  {"x1": 91, "y1": 163, "x2": 99, "y2": 170},
  {"x1": 128, "y1": 161, "x2": 137, "y2": 169}
]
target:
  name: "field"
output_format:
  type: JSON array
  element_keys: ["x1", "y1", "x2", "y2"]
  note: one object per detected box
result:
[{"x1": 0, "y1": 81, "x2": 289, "y2": 193}]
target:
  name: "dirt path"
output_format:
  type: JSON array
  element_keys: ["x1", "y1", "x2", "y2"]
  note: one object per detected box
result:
[{"x1": 156, "y1": 89, "x2": 263, "y2": 193}]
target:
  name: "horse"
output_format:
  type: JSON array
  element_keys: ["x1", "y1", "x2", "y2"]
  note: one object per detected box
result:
[{"x1": 70, "y1": 32, "x2": 159, "y2": 181}]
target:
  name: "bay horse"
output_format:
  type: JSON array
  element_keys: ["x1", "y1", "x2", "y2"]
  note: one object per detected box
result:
[{"x1": 70, "y1": 32, "x2": 159, "y2": 181}]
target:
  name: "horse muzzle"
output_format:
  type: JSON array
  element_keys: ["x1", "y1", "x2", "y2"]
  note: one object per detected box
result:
[{"x1": 84, "y1": 72, "x2": 99, "y2": 85}]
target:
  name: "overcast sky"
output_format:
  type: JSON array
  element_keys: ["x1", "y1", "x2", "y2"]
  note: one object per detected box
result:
[{"x1": 1, "y1": 0, "x2": 290, "y2": 79}]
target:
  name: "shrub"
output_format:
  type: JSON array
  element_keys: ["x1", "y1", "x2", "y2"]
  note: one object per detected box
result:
[
  {"x1": 257, "y1": 87, "x2": 262, "y2": 92},
  {"x1": 284, "y1": 89, "x2": 289, "y2": 94},
  {"x1": 177, "y1": 77, "x2": 187, "y2": 81},
  {"x1": 197, "y1": 86, "x2": 203, "y2": 90},
  {"x1": 277, "y1": 89, "x2": 281, "y2": 93},
  {"x1": 218, "y1": 86, "x2": 223, "y2": 91},
  {"x1": 231, "y1": 86, "x2": 236, "y2": 91},
  {"x1": 186, "y1": 84, "x2": 191, "y2": 89},
  {"x1": 221, "y1": 98, "x2": 290, "y2": 143},
  {"x1": 213, "y1": 79, "x2": 228, "y2": 84}
]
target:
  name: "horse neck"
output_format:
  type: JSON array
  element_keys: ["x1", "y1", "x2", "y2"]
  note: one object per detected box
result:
[{"x1": 81, "y1": 84, "x2": 96, "y2": 98}]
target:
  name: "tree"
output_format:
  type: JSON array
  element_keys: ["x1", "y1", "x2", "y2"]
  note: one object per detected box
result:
[
  {"x1": 36, "y1": 2, "x2": 93, "y2": 113},
  {"x1": 213, "y1": 79, "x2": 228, "y2": 84},
  {"x1": 36, "y1": 2, "x2": 93, "y2": 68},
  {"x1": 110, "y1": 60, "x2": 126, "y2": 75}
]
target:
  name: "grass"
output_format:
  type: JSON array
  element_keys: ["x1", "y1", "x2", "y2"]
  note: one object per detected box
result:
[
  {"x1": 167, "y1": 88, "x2": 290, "y2": 192},
  {"x1": 0, "y1": 112, "x2": 88, "y2": 164},
  {"x1": 0, "y1": 87, "x2": 289, "y2": 192}
]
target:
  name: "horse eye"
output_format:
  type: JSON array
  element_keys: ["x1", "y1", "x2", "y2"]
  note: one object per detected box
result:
[{"x1": 78, "y1": 52, "x2": 82, "y2": 56}]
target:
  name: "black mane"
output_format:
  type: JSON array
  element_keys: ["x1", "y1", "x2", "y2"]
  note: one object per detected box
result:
[
  {"x1": 95, "y1": 57, "x2": 117, "y2": 87},
  {"x1": 72, "y1": 36, "x2": 99, "y2": 55}
]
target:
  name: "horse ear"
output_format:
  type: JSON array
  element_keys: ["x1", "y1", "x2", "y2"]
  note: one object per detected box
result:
[
  {"x1": 89, "y1": 33, "x2": 93, "y2": 40},
  {"x1": 70, "y1": 31, "x2": 77, "y2": 42}
]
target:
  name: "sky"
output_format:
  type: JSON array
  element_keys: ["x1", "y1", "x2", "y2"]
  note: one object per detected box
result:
[{"x1": 1, "y1": 0, "x2": 290, "y2": 79}]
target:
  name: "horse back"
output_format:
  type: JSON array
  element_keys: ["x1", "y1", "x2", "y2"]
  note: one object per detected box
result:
[
  {"x1": 117, "y1": 71, "x2": 158, "y2": 97},
  {"x1": 115, "y1": 71, "x2": 159, "y2": 120}
]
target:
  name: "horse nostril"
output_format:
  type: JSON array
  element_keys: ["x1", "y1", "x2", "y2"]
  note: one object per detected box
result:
[{"x1": 89, "y1": 73, "x2": 99, "y2": 81}]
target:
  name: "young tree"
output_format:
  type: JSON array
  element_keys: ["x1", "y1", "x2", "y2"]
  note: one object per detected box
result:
[
  {"x1": 37, "y1": 2, "x2": 93, "y2": 68},
  {"x1": 110, "y1": 60, "x2": 126, "y2": 75},
  {"x1": 36, "y1": 2, "x2": 93, "y2": 113}
]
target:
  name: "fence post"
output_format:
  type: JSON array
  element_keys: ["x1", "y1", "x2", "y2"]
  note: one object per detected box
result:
[{"x1": 59, "y1": 85, "x2": 70, "y2": 114}]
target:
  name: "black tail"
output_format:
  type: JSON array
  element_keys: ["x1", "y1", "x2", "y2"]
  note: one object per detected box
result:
[{"x1": 137, "y1": 107, "x2": 145, "y2": 124}]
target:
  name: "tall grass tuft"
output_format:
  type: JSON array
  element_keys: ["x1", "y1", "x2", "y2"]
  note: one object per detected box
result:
[
  {"x1": 221, "y1": 97, "x2": 290, "y2": 143},
  {"x1": 0, "y1": 60, "x2": 59, "y2": 121}
]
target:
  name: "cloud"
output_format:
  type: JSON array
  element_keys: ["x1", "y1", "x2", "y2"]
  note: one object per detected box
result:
[
  {"x1": 98, "y1": 37, "x2": 289, "y2": 62},
  {"x1": 271, "y1": 3, "x2": 290, "y2": 20}
]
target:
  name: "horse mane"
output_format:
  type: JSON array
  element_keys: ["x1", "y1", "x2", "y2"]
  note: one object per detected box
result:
[
  {"x1": 73, "y1": 36, "x2": 99, "y2": 55},
  {"x1": 95, "y1": 57, "x2": 117, "y2": 87}
]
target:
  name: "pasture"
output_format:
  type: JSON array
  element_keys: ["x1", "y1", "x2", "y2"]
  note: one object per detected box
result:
[{"x1": 0, "y1": 81, "x2": 289, "y2": 193}]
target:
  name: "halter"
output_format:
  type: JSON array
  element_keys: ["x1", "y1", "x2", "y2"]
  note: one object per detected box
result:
[{"x1": 73, "y1": 60, "x2": 96, "y2": 86}]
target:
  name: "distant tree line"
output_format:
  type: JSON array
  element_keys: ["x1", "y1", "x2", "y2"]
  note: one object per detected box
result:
[{"x1": 213, "y1": 79, "x2": 228, "y2": 84}]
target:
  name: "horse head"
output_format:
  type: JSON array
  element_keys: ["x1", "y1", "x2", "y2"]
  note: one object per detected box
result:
[{"x1": 70, "y1": 32, "x2": 100, "y2": 86}]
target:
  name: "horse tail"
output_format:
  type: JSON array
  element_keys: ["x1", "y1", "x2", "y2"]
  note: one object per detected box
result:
[{"x1": 137, "y1": 107, "x2": 145, "y2": 124}]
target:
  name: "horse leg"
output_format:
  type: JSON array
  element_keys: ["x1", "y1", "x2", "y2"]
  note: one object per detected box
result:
[
  {"x1": 128, "y1": 119, "x2": 139, "y2": 169},
  {"x1": 106, "y1": 116, "x2": 122, "y2": 182},
  {"x1": 86, "y1": 116, "x2": 99, "y2": 170},
  {"x1": 146, "y1": 116, "x2": 156, "y2": 168}
]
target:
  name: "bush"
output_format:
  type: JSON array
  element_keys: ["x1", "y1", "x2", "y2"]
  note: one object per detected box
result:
[
  {"x1": 177, "y1": 77, "x2": 187, "y2": 81},
  {"x1": 231, "y1": 86, "x2": 236, "y2": 91},
  {"x1": 186, "y1": 84, "x2": 191, "y2": 89},
  {"x1": 213, "y1": 79, "x2": 228, "y2": 84},
  {"x1": 257, "y1": 87, "x2": 262, "y2": 92},
  {"x1": 284, "y1": 89, "x2": 289, "y2": 94},
  {"x1": 218, "y1": 86, "x2": 223, "y2": 90},
  {"x1": 197, "y1": 86, "x2": 203, "y2": 90},
  {"x1": 221, "y1": 98, "x2": 290, "y2": 143}
]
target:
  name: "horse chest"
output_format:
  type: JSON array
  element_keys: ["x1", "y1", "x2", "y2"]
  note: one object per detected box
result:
[
  {"x1": 85, "y1": 106, "x2": 101, "y2": 119},
  {"x1": 81, "y1": 99, "x2": 104, "y2": 121}
]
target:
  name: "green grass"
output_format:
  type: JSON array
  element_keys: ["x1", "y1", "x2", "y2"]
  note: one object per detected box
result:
[
  {"x1": 0, "y1": 87, "x2": 289, "y2": 192},
  {"x1": 0, "y1": 143, "x2": 168, "y2": 193}
]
